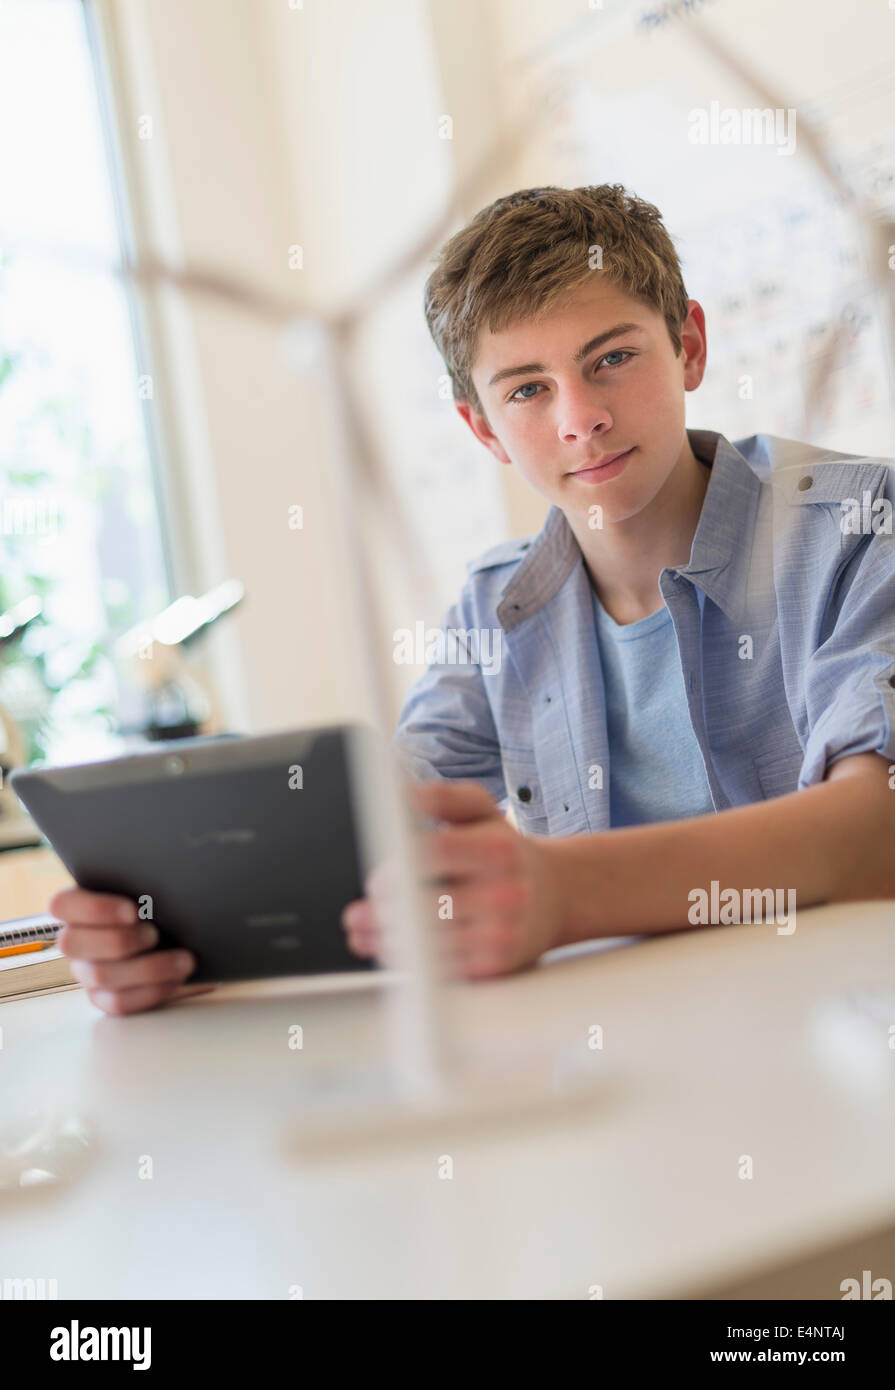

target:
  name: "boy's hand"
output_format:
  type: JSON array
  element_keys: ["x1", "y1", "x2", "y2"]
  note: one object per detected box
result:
[
  {"x1": 341, "y1": 780, "x2": 566, "y2": 978},
  {"x1": 49, "y1": 887, "x2": 215, "y2": 1016}
]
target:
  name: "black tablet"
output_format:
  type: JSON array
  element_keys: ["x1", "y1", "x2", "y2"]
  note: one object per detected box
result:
[{"x1": 10, "y1": 724, "x2": 381, "y2": 984}]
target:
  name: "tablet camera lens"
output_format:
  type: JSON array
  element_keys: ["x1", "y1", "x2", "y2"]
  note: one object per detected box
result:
[{"x1": 166, "y1": 755, "x2": 187, "y2": 776}]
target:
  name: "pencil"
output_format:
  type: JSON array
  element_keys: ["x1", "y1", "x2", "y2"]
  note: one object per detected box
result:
[{"x1": 0, "y1": 942, "x2": 49, "y2": 959}]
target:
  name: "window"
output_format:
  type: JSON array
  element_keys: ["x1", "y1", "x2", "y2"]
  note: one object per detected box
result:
[{"x1": 0, "y1": 0, "x2": 170, "y2": 763}]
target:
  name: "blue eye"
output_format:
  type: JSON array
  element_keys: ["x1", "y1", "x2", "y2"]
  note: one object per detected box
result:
[
  {"x1": 508, "y1": 382, "x2": 543, "y2": 402},
  {"x1": 506, "y1": 349, "x2": 633, "y2": 404}
]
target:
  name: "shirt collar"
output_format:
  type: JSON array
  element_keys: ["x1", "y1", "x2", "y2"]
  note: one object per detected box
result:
[{"x1": 496, "y1": 428, "x2": 762, "y2": 631}]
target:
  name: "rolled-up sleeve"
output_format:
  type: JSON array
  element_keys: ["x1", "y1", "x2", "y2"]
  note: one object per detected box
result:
[
  {"x1": 798, "y1": 525, "x2": 895, "y2": 789},
  {"x1": 392, "y1": 587, "x2": 507, "y2": 806}
]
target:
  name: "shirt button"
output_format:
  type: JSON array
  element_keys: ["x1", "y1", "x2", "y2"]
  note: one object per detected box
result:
[
  {"x1": 517, "y1": 785, "x2": 532, "y2": 803},
  {"x1": 797, "y1": 475, "x2": 814, "y2": 491}
]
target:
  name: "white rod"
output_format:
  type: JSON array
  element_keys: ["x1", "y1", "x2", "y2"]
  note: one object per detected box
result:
[{"x1": 287, "y1": 317, "x2": 456, "y2": 1102}]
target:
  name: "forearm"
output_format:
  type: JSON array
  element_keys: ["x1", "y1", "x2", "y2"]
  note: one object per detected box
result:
[{"x1": 548, "y1": 774, "x2": 895, "y2": 946}]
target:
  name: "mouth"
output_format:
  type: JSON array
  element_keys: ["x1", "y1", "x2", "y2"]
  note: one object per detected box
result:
[{"x1": 568, "y1": 447, "x2": 635, "y2": 483}]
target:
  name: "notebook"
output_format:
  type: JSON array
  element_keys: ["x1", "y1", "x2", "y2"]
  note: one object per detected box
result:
[{"x1": 0, "y1": 914, "x2": 78, "y2": 1001}]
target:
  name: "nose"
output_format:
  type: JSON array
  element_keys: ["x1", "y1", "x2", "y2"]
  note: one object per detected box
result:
[{"x1": 555, "y1": 382, "x2": 613, "y2": 444}]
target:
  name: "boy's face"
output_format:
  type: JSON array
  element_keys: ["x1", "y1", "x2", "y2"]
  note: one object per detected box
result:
[{"x1": 458, "y1": 278, "x2": 707, "y2": 524}]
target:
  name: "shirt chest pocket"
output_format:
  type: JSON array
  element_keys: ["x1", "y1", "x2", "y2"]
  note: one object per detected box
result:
[
  {"x1": 754, "y1": 749, "x2": 803, "y2": 800},
  {"x1": 500, "y1": 751, "x2": 550, "y2": 836}
]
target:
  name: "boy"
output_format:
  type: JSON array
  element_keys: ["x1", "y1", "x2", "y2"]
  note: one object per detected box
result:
[{"x1": 53, "y1": 185, "x2": 895, "y2": 1011}]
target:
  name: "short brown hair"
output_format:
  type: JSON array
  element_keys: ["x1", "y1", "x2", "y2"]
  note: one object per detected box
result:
[{"x1": 423, "y1": 184, "x2": 690, "y2": 415}]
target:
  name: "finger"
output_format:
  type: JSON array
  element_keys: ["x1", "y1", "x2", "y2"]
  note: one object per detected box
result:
[
  {"x1": 171, "y1": 983, "x2": 217, "y2": 1002},
  {"x1": 351, "y1": 928, "x2": 461, "y2": 977},
  {"x1": 50, "y1": 887, "x2": 137, "y2": 927},
  {"x1": 345, "y1": 881, "x2": 522, "y2": 955},
  {"x1": 440, "y1": 923, "x2": 522, "y2": 979},
  {"x1": 57, "y1": 922, "x2": 159, "y2": 962},
  {"x1": 68, "y1": 949, "x2": 196, "y2": 993},
  {"x1": 343, "y1": 916, "x2": 381, "y2": 947},
  {"x1": 418, "y1": 823, "x2": 519, "y2": 881},
  {"x1": 87, "y1": 980, "x2": 207, "y2": 1017},
  {"x1": 344, "y1": 906, "x2": 485, "y2": 974},
  {"x1": 345, "y1": 930, "x2": 380, "y2": 959},
  {"x1": 341, "y1": 898, "x2": 375, "y2": 931},
  {"x1": 409, "y1": 780, "x2": 501, "y2": 826},
  {"x1": 432, "y1": 877, "x2": 529, "y2": 926},
  {"x1": 343, "y1": 908, "x2": 477, "y2": 978},
  {"x1": 364, "y1": 859, "x2": 399, "y2": 902},
  {"x1": 342, "y1": 904, "x2": 379, "y2": 938}
]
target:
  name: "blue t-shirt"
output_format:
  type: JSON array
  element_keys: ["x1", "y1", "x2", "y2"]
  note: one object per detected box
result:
[{"x1": 592, "y1": 588, "x2": 715, "y2": 826}]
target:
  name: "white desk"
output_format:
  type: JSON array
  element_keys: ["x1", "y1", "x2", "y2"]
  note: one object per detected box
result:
[{"x1": 1, "y1": 901, "x2": 894, "y2": 1300}]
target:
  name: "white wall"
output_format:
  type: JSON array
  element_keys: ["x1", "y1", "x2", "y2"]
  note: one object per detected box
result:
[
  {"x1": 94, "y1": 0, "x2": 895, "y2": 736},
  {"x1": 98, "y1": 0, "x2": 518, "y2": 735}
]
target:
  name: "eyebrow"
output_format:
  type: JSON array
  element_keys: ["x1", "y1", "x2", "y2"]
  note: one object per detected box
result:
[{"x1": 487, "y1": 322, "x2": 645, "y2": 387}]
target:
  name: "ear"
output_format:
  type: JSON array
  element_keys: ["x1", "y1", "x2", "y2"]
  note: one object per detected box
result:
[
  {"x1": 455, "y1": 400, "x2": 512, "y2": 465},
  {"x1": 680, "y1": 299, "x2": 707, "y2": 392}
]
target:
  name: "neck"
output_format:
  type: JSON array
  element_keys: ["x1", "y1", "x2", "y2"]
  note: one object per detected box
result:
[{"x1": 566, "y1": 434, "x2": 711, "y2": 625}]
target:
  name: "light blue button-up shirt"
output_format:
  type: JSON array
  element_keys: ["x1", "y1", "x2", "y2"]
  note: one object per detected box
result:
[{"x1": 394, "y1": 428, "x2": 895, "y2": 837}]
